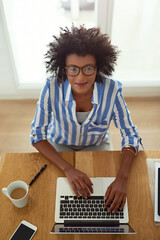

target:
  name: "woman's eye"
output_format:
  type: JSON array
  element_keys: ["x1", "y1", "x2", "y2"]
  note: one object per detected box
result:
[
  {"x1": 69, "y1": 67, "x2": 77, "y2": 72},
  {"x1": 85, "y1": 66, "x2": 93, "y2": 71}
]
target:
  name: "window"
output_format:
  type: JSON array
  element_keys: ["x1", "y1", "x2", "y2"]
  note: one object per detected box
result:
[{"x1": 111, "y1": 0, "x2": 160, "y2": 86}]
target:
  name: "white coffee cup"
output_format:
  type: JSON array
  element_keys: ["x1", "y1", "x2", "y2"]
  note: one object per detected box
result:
[{"x1": 2, "y1": 180, "x2": 28, "y2": 208}]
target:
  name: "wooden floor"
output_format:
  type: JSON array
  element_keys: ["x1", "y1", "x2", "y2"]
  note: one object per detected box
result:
[{"x1": 0, "y1": 97, "x2": 160, "y2": 156}]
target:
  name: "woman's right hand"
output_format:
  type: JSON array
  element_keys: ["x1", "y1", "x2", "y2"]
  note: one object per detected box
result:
[{"x1": 64, "y1": 166, "x2": 93, "y2": 198}]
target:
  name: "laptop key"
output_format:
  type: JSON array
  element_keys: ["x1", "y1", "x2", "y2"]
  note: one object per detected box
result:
[
  {"x1": 60, "y1": 211, "x2": 65, "y2": 215},
  {"x1": 61, "y1": 200, "x2": 69, "y2": 203},
  {"x1": 89, "y1": 196, "x2": 104, "y2": 199}
]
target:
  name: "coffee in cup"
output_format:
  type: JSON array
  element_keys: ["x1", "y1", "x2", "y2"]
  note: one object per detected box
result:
[{"x1": 11, "y1": 188, "x2": 27, "y2": 200}]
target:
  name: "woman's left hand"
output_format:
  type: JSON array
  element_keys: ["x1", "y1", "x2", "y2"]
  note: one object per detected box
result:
[{"x1": 104, "y1": 176, "x2": 127, "y2": 213}]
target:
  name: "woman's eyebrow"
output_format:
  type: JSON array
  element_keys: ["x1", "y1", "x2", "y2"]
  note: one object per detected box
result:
[{"x1": 66, "y1": 64, "x2": 95, "y2": 67}]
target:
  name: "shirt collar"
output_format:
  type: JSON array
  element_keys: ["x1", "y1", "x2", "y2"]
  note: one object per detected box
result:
[
  {"x1": 91, "y1": 81, "x2": 101, "y2": 105},
  {"x1": 64, "y1": 80, "x2": 74, "y2": 102}
]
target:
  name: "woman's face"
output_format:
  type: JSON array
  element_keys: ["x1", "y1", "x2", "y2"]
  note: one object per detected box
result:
[{"x1": 65, "y1": 54, "x2": 97, "y2": 97}]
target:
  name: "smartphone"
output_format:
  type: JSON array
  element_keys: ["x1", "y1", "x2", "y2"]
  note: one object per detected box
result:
[{"x1": 9, "y1": 220, "x2": 37, "y2": 240}]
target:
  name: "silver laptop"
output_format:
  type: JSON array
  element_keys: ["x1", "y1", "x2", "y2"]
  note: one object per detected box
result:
[{"x1": 50, "y1": 177, "x2": 136, "y2": 234}]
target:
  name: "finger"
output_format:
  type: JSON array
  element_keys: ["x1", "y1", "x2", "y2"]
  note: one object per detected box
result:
[
  {"x1": 83, "y1": 176, "x2": 94, "y2": 194},
  {"x1": 104, "y1": 190, "x2": 115, "y2": 209},
  {"x1": 104, "y1": 185, "x2": 112, "y2": 201},
  {"x1": 78, "y1": 179, "x2": 91, "y2": 198},
  {"x1": 110, "y1": 194, "x2": 124, "y2": 213},
  {"x1": 70, "y1": 182, "x2": 80, "y2": 197},
  {"x1": 107, "y1": 193, "x2": 120, "y2": 212},
  {"x1": 84, "y1": 176, "x2": 93, "y2": 186},
  {"x1": 120, "y1": 194, "x2": 127, "y2": 210},
  {"x1": 75, "y1": 180, "x2": 88, "y2": 199}
]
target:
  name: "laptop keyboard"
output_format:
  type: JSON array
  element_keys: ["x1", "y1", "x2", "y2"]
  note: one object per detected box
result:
[{"x1": 59, "y1": 196, "x2": 124, "y2": 219}]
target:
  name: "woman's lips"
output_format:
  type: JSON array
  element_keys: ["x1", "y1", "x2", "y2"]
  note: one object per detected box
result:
[{"x1": 75, "y1": 82, "x2": 88, "y2": 87}]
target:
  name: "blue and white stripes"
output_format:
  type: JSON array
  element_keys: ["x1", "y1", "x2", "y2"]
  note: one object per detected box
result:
[{"x1": 31, "y1": 76, "x2": 139, "y2": 152}]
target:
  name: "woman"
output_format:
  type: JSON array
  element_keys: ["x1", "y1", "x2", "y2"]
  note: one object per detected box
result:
[{"x1": 31, "y1": 25, "x2": 140, "y2": 213}]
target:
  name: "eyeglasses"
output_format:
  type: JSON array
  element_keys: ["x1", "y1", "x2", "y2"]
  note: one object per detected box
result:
[{"x1": 65, "y1": 65, "x2": 96, "y2": 76}]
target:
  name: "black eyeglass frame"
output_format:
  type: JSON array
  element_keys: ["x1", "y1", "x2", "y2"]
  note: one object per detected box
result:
[{"x1": 65, "y1": 65, "x2": 97, "y2": 76}]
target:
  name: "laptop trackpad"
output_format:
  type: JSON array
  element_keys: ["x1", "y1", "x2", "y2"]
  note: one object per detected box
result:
[{"x1": 90, "y1": 178, "x2": 103, "y2": 195}]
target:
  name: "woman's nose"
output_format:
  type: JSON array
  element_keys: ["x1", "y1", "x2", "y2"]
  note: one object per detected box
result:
[{"x1": 76, "y1": 69, "x2": 85, "y2": 80}]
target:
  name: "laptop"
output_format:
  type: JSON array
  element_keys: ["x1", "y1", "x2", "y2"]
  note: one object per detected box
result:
[{"x1": 50, "y1": 177, "x2": 136, "y2": 234}]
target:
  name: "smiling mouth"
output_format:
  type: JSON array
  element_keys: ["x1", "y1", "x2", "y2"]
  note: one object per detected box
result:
[{"x1": 75, "y1": 82, "x2": 88, "y2": 87}]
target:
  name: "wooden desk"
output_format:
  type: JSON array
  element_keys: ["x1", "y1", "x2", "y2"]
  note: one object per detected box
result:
[{"x1": 0, "y1": 151, "x2": 160, "y2": 240}]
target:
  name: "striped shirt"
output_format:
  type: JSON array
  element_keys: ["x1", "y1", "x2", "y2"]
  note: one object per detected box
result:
[{"x1": 31, "y1": 76, "x2": 140, "y2": 152}]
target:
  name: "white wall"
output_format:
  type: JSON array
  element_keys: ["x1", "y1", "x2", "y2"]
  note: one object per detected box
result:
[{"x1": 0, "y1": 6, "x2": 17, "y2": 97}]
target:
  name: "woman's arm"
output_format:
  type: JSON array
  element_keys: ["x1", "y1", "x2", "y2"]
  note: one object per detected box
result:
[{"x1": 104, "y1": 86, "x2": 139, "y2": 213}]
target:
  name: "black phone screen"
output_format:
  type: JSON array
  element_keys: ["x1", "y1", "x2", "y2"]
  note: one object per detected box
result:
[{"x1": 10, "y1": 223, "x2": 35, "y2": 240}]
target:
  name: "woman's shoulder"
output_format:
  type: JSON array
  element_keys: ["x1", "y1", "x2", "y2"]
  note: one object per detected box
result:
[
  {"x1": 46, "y1": 76, "x2": 57, "y2": 85},
  {"x1": 46, "y1": 76, "x2": 68, "y2": 87},
  {"x1": 45, "y1": 76, "x2": 64, "y2": 91},
  {"x1": 101, "y1": 75, "x2": 122, "y2": 91}
]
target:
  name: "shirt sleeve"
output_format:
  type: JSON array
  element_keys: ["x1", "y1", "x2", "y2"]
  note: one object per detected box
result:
[
  {"x1": 30, "y1": 78, "x2": 52, "y2": 145},
  {"x1": 112, "y1": 88, "x2": 140, "y2": 153}
]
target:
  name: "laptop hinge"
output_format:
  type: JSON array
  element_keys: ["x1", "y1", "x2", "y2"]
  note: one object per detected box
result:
[{"x1": 64, "y1": 220, "x2": 119, "y2": 227}]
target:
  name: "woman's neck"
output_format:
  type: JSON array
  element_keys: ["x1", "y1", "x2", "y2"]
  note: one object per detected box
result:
[{"x1": 72, "y1": 89, "x2": 94, "y2": 112}]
